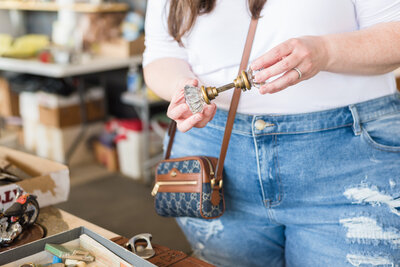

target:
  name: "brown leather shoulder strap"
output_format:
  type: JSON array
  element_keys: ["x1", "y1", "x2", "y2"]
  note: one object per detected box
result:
[
  {"x1": 165, "y1": 19, "x2": 259, "y2": 171},
  {"x1": 165, "y1": 119, "x2": 176, "y2": 159},
  {"x1": 214, "y1": 18, "x2": 258, "y2": 180}
]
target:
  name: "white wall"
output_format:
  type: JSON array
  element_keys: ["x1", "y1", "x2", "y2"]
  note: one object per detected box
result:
[{"x1": 0, "y1": 11, "x2": 13, "y2": 35}]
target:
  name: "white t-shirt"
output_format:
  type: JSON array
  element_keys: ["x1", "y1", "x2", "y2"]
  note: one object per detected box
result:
[{"x1": 143, "y1": 0, "x2": 400, "y2": 114}]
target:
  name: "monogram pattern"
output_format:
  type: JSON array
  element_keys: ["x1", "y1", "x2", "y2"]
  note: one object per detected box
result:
[
  {"x1": 155, "y1": 184, "x2": 224, "y2": 218},
  {"x1": 157, "y1": 160, "x2": 201, "y2": 175},
  {"x1": 155, "y1": 159, "x2": 224, "y2": 219}
]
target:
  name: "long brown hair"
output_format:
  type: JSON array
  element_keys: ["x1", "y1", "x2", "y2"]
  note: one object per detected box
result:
[{"x1": 168, "y1": 0, "x2": 266, "y2": 45}]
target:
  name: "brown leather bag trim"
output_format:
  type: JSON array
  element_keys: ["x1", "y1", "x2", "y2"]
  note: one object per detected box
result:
[
  {"x1": 156, "y1": 172, "x2": 201, "y2": 182},
  {"x1": 198, "y1": 157, "x2": 225, "y2": 219},
  {"x1": 199, "y1": 186, "x2": 225, "y2": 220},
  {"x1": 157, "y1": 181, "x2": 201, "y2": 193}
]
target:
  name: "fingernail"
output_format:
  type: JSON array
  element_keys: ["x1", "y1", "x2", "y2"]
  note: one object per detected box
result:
[{"x1": 195, "y1": 114, "x2": 202, "y2": 120}]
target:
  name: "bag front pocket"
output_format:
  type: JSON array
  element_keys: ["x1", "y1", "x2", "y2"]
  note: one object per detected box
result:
[{"x1": 151, "y1": 180, "x2": 198, "y2": 196}]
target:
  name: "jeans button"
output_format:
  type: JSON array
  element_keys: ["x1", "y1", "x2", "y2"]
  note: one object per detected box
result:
[{"x1": 255, "y1": 119, "x2": 267, "y2": 130}]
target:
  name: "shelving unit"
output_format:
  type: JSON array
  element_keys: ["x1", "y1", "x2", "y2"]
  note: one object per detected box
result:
[
  {"x1": 0, "y1": 55, "x2": 143, "y2": 164},
  {"x1": 121, "y1": 91, "x2": 168, "y2": 184},
  {"x1": 0, "y1": 56, "x2": 142, "y2": 78},
  {"x1": 0, "y1": 1, "x2": 128, "y2": 13}
]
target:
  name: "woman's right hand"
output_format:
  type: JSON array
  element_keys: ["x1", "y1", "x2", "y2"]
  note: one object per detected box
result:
[{"x1": 167, "y1": 78, "x2": 217, "y2": 132}]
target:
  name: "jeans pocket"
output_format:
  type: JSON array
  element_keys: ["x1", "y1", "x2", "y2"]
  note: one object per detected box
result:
[{"x1": 361, "y1": 112, "x2": 400, "y2": 152}]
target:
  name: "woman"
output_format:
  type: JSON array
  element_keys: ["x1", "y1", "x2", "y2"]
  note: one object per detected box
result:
[{"x1": 143, "y1": 0, "x2": 400, "y2": 266}]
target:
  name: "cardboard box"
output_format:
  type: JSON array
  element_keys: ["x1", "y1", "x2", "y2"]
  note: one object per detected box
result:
[
  {"x1": 0, "y1": 146, "x2": 70, "y2": 211},
  {"x1": 0, "y1": 77, "x2": 19, "y2": 117},
  {"x1": 0, "y1": 227, "x2": 155, "y2": 267},
  {"x1": 39, "y1": 99, "x2": 105, "y2": 128},
  {"x1": 98, "y1": 34, "x2": 145, "y2": 58},
  {"x1": 93, "y1": 141, "x2": 119, "y2": 171},
  {"x1": 37, "y1": 88, "x2": 105, "y2": 128},
  {"x1": 36, "y1": 122, "x2": 104, "y2": 166}
]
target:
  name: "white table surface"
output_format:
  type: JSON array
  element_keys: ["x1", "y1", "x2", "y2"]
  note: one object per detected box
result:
[{"x1": 0, "y1": 55, "x2": 142, "y2": 78}]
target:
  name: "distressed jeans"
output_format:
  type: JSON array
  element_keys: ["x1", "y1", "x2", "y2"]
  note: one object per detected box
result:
[{"x1": 166, "y1": 93, "x2": 400, "y2": 267}]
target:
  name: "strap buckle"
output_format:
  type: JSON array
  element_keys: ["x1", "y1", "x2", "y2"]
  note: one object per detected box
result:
[{"x1": 210, "y1": 178, "x2": 223, "y2": 190}]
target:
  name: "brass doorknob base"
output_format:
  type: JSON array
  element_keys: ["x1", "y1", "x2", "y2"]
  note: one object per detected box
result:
[
  {"x1": 200, "y1": 86, "x2": 217, "y2": 104},
  {"x1": 201, "y1": 70, "x2": 252, "y2": 104},
  {"x1": 233, "y1": 70, "x2": 252, "y2": 92}
]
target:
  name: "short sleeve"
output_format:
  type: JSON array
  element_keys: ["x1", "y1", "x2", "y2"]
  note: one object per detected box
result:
[
  {"x1": 353, "y1": 0, "x2": 400, "y2": 29},
  {"x1": 142, "y1": 0, "x2": 188, "y2": 67}
]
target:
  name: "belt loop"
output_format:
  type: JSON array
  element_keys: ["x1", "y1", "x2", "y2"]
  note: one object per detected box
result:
[{"x1": 349, "y1": 104, "x2": 362, "y2": 136}]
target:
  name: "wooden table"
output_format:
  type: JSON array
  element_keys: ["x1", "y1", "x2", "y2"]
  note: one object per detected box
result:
[{"x1": 38, "y1": 206, "x2": 118, "y2": 239}]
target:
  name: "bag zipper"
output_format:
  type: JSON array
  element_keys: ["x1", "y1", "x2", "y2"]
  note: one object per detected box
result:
[
  {"x1": 202, "y1": 157, "x2": 215, "y2": 176},
  {"x1": 151, "y1": 181, "x2": 198, "y2": 196}
]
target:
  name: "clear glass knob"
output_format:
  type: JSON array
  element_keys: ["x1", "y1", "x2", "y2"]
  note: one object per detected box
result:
[
  {"x1": 247, "y1": 67, "x2": 266, "y2": 89},
  {"x1": 184, "y1": 85, "x2": 206, "y2": 114}
]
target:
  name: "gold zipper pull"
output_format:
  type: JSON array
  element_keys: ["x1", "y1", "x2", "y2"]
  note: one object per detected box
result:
[{"x1": 151, "y1": 183, "x2": 160, "y2": 196}]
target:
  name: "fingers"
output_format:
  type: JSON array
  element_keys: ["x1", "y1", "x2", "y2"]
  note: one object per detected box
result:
[
  {"x1": 170, "y1": 88, "x2": 185, "y2": 106},
  {"x1": 194, "y1": 103, "x2": 217, "y2": 128},
  {"x1": 176, "y1": 103, "x2": 217, "y2": 132},
  {"x1": 167, "y1": 103, "x2": 189, "y2": 120},
  {"x1": 252, "y1": 37, "x2": 326, "y2": 94},
  {"x1": 259, "y1": 64, "x2": 306, "y2": 94},
  {"x1": 172, "y1": 103, "x2": 217, "y2": 133},
  {"x1": 168, "y1": 78, "x2": 199, "y2": 115},
  {"x1": 253, "y1": 53, "x2": 298, "y2": 84},
  {"x1": 182, "y1": 78, "x2": 198, "y2": 87},
  {"x1": 175, "y1": 78, "x2": 198, "y2": 98},
  {"x1": 251, "y1": 42, "x2": 292, "y2": 71},
  {"x1": 168, "y1": 77, "x2": 216, "y2": 132},
  {"x1": 176, "y1": 113, "x2": 204, "y2": 132}
]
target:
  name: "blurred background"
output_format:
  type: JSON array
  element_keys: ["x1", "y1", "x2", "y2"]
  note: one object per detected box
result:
[{"x1": 0, "y1": 0, "x2": 192, "y2": 253}]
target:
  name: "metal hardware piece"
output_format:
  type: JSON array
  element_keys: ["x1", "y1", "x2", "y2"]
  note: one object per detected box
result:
[
  {"x1": 211, "y1": 178, "x2": 215, "y2": 189},
  {"x1": 151, "y1": 183, "x2": 160, "y2": 196},
  {"x1": 233, "y1": 70, "x2": 252, "y2": 91},
  {"x1": 171, "y1": 170, "x2": 177, "y2": 177},
  {"x1": 210, "y1": 178, "x2": 223, "y2": 190},
  {"x1": 126, "y1": 233, "x2": 155, "y2": 259}
]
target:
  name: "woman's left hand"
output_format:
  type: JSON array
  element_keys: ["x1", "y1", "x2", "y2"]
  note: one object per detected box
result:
[{"x1": 250, "y1": 36, "x2": 328, "y2": 94}]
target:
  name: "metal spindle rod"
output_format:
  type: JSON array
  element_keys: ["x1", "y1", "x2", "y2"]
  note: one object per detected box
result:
[{"x1": 216, "y1": 83, "x2": 235, "y2": 93}]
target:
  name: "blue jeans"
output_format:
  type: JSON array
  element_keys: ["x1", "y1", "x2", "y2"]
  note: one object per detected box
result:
[{"x1": 166, "y1": 93, "x2": 400, "y2": 267}]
